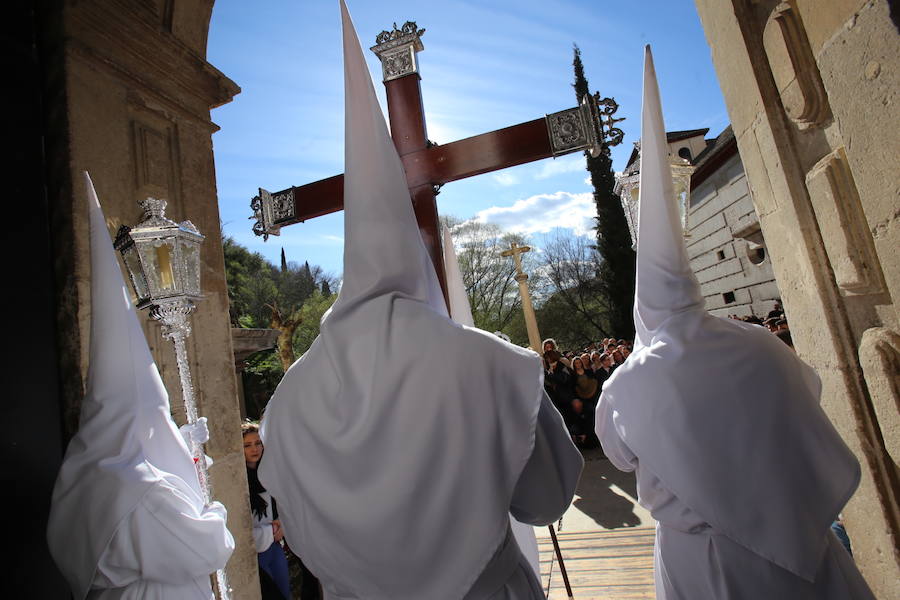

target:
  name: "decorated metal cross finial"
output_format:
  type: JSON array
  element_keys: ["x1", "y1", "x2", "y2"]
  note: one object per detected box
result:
[
  {"x1": 371, "y1": 20, "x2": 426, "y2": 82},
  {"x1": 546, "y1": 91, "x2": 624, "y2": 159},
  {"x1": 595, "y1": 93, "x2": 626, "y2": 150}
]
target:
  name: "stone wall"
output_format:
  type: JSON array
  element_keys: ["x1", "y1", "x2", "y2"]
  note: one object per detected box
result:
[
  {"x1": 694, "y1": 0, "x2": 899, "y2": 596},
  {"x1": 687, "y1": 154, "x2": 780, "y2": 317},
  {"x1": 53, "y1": 1, "x2": 260, "y2": 597}
]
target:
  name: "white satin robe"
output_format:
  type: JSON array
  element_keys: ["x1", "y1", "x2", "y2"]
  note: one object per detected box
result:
[
  {"x1": 596, "y1": 396, "x2": 876, "y2": 600},
  {"x1": 88, "y1": 473, "x2": 234, "y2": 600}
]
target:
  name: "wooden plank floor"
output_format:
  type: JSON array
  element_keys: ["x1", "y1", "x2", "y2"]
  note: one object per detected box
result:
[{"x1": 538, "y1": 527, "x2": 656, "y2": 599}]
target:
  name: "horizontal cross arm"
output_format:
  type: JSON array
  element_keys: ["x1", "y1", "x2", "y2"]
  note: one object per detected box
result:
[
  {"x1": 251, "y1": 97, "x2": 609, "y2": 237},
  {"x1": 402, "y1": 118, "x2": 551, "y2": 188},
  {"x1": 251, "y1": 175, "x2": 344, "y2": 237}
]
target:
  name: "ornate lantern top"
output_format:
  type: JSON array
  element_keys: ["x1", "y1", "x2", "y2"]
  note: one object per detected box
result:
[{"x1": 114, "y1": 197, "x2": 205, "y2": 310}]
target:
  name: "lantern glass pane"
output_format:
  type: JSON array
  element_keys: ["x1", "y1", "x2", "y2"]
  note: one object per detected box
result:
[
  {"x1": 122, "y1": 246, "x2": 149, "y2": 301},
  {"x1": 182, "y1": 243, "x2": 201, "y2": 296},
  {"x1": 155, "y1": 242, "x2": 177, "y2": 292}
]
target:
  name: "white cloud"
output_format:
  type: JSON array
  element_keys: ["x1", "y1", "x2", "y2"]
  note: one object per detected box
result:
[
  {"x1": 534, "y1": 155, "x2": 586, "y2": 180},
  {"x1": 474, "y1": 191, "x2": 596, "y2": 237},
  {"x1": 492, "y1": 172, "x2": 519, "y2": 186}
]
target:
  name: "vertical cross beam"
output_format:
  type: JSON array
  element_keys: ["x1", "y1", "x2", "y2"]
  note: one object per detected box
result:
[{"x1": 371, "y1": 22, "x2": 447, "y2": 299}]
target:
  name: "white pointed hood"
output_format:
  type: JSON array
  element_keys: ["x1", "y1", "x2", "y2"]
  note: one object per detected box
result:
[
  {"x1": 633, "y1": 48, "x2": 704, "y2": 349},
  {"x1": 441, "y1": 225, "x2": 475, "y2": 327},
  {"x1": 258, "y1": 3, "x2": 545, "y2": 598},
  {"x1": 47, "y1": 173, "x2": 203, "y2": 599},
  {"x1": 598, "y1": 47, "x2": 861, "y2": 583},
  {"x1": 333, "y1": 0, "x2": 445, "y2": 316}
]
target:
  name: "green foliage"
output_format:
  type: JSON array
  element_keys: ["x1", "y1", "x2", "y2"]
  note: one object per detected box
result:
[
  {"x1": 241, "y1": 350, "x2": 284, "y2": 419},
  {"x1": 223, "y1": 235, "x2": 338, "y2": 407},
  {"x1": 223, "y1": 236, "x2": 278, "y2": 327},
  {"x1": 292, "y1": 290, "x2": 337, "y2": 358},
  {"x1": 537, "y1": 291, "x2": 610, "y2": 350},
  {"x1": 573, "y1": 45, "x2": 636, "y2": 338}
]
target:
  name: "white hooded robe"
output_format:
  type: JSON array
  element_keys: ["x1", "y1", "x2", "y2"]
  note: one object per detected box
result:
[
  {"x1": 594, "y1": 48, "x2": 876, "y2": 600},
  {"x1": 46, "y1": 173, "x2": 234, "y2": 600},
  {"x1": 258, "y1": 3, "x2": 582, "y2": 599}
]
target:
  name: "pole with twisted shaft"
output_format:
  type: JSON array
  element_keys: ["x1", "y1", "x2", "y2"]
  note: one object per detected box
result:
[{"x1": 151, "y1": 299, "x2": 232, "y2": 600}]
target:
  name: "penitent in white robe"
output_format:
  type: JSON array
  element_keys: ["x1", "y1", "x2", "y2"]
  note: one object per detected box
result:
[
  {"x1": 593, "y1": 47, "x2": 876, "y2": 600},
  {"x1": 47, "y1": 173, "x2": 234, "y2": 600},
  {"x1": 89, "y1": 472, "x2": 233, "y2": 600},
  {"x1": 260, "y1": 4, "x2": 583, "y2": 599}
]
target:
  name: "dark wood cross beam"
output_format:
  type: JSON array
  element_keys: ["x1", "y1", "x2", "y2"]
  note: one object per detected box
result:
[{"x1": 251, "y1": 21, "x2": 622, "y2": 296}]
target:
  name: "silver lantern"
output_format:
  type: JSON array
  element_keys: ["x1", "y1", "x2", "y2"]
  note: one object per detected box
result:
[{"x1": 114, "y1": 197, "x2": 203, "y2": 309}]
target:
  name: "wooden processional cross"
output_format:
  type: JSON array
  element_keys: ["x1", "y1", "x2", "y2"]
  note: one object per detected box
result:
[{"x1": 251, "y1": 21, "x2": 623, "y2": 299}]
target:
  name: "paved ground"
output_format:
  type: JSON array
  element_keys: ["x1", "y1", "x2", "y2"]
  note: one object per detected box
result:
[{"x1": 534, "y1": 448, "x2": 656, "y2": 599}]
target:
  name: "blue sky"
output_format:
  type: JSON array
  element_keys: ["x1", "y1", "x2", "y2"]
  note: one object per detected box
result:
[{"x1": 208, "y1": 0, "x2": 729, "y2": 277}]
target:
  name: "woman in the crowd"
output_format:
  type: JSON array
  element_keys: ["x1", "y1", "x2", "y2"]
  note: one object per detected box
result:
[
  {"x1": 580, "y1": 353, "x2": 593, "y2": 372},
  {"x1": 243, "y1": 422, "x2": 292, "y2": 600},
  {"x1": 543, "y1": 347, "x2": 573, "y2": 421},
  {"x1": 570, "y1": 357, "x2": 601, "y2": 447},
  {"x1": 611, "y1": 348, "x2": 626, "y2": 368},
  {"x1": 571, "y1": 357, "x2": 600, "y2": 408}
]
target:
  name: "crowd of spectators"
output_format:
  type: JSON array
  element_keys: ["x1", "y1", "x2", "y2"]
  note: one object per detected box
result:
[
  {"x1": 728, "y1": 300, "x2": 792, "y2": 347},
  {"x1": 541, "y1": 336, "x2": 634, "y2": 449}
]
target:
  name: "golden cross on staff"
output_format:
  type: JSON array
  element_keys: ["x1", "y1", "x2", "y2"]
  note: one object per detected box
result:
[{"x1": 501, "y1": 242, "x2": 542, "y2": 352}]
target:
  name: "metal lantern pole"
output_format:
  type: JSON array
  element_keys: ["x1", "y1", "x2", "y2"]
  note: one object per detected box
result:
[{"x1": 151, "y1": 299, "x2": 209, "y2": 494}]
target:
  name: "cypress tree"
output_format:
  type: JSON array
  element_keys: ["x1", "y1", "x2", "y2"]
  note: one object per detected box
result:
[{"x1": 572, "y1": 44, "x2": 636, "y2": 338}]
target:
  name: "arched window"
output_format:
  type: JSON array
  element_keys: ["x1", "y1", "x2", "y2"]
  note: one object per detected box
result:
[
  {"x1": 746, "y1": 241, "x2": 767, "y2": 265},
  {"x1": 678, "y1": 147, "x2": 692, "y2": 161}
]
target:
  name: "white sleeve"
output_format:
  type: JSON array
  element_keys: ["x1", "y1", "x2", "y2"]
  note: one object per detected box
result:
[
  {"x1": 594, "y1": 392, "x2": 638, "y2": 473},
  {"x1": 510, "y1": 391, "x2": 584, "y2": 526},
  {"x1": 96, "y1": 481, "x2": 235, "y2": 586}
]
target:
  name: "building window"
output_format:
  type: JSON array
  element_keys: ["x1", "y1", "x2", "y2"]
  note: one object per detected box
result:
[
  {"x1": 716, "y1": 249, "x2": 726, "y2": 261},
  {"x1": 678, "y1": 147, "x2": 692, "y2": 161},
  {"x1": 723, "y1": 291, "x2": 736, "y2": 304},
  {"x1": 746, "y1": 242, "x2": 767, "y2": 265}
]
